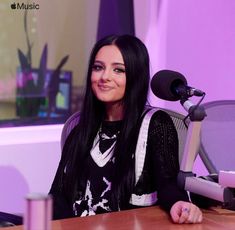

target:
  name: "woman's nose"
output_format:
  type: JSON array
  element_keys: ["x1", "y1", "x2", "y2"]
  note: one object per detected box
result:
[{"x1": 101, "y1": 69, "x2": 111, "y2": 80}]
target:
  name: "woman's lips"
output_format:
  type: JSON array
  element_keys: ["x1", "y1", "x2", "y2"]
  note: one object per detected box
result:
[{"x1": 98, "y1": 84, "x2": 113, "y2": 91}]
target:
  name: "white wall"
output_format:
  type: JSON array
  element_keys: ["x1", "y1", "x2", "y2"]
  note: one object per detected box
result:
[{"x1": 0, "y1": 125, "x2": 62, "y2": 214}]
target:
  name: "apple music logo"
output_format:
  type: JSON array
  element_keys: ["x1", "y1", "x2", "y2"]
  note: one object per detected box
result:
[{"x1": 11, "y1": 2, "x2": 39, "y2": 10}]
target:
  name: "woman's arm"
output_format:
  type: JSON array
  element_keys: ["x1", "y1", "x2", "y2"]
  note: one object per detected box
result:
[
  {"x1": 147, "y1": 110, "x2": 202, "y2": 223},
  {"x1": 49, "y1": 160, "x2": 73, "y2": 220}
]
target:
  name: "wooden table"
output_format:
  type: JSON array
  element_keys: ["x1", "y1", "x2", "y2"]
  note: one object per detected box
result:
[{"x1": 6, "y1": 206, "x2": 235, "y2": 230}]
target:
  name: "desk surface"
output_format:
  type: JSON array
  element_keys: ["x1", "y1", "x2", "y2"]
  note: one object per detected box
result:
[{"x1": 6, "y1": 206, "x2": 235, "y2": 230}]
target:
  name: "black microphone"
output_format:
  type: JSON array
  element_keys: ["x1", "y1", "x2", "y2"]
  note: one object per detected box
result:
[{"x1": 151, "y1": 70, "x2": 205, "y2": 101}]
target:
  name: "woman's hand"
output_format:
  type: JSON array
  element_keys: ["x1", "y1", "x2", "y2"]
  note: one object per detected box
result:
[{"x1": 170, "y1": 201, "x2": 203, "y2": 224}]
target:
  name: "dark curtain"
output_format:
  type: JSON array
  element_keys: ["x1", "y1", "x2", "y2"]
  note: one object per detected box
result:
[{"x1": 97, "y1": 0, "x2": 135, "y2": 40}]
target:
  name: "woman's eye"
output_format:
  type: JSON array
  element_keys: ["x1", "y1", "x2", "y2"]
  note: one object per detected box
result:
[
  {"x1": 92, "y1": 64, "x2": 103, "y2": 71},
  {"x1": 114, "y1": 68, "x2": 125, "y2": 73}
]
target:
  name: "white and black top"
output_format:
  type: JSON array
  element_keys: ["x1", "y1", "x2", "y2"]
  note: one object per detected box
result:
[{"x1": 73, "y1": 120, "x2": 122, "y2": 216}]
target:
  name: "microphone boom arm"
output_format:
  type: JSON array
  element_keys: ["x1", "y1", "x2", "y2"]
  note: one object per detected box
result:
[{"x1": 177, "y1": 100, "x2": 235, "y2": 209}]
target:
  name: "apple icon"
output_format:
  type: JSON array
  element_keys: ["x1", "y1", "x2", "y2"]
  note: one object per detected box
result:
[{"x1": 11, "y1": 3, "x2": 16, "y2": 9}]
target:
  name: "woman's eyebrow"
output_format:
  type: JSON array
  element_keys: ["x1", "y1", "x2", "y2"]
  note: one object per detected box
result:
[
  {"x1": 93, "y1": 60, "x2": 104, "y2": 64},
  {"x1": 112, "y1": 62, "x2": 125, "y2": 66},
  {"x1": 94, "y1": 60, "x2": 125, "y2": 66}
]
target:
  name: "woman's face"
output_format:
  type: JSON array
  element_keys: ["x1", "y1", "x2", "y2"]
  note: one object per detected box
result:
[{"x1": 91, "y1": 45, "x2": 126, "y2": 105}]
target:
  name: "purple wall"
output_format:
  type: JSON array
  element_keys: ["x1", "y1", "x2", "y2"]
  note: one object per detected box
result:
[
  {"x1": 134, "y1": 0, "x2": 235, "y2": 175},
  {"x1": 135, "y1": 0, "x2": 235, "y2": 112},
  {"x1": 165, "y1": 1, "x2": 235, "y2": 101}
]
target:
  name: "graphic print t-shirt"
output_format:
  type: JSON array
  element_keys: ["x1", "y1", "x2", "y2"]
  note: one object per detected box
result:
[{"x1": 73, "y1": 120, "x2": 122, "y2": 216}]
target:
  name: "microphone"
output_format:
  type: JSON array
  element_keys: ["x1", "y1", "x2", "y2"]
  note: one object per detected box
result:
[{"x1": 151, "y1": 70, "x2": 205, "y2": 101}]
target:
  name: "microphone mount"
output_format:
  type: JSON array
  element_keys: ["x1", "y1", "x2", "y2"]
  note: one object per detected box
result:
[
  {"x1": 175, "y1": 85, "x2": 205, "y2": 98},
  {"x1": 180, "y1": 98, "x2": 206, "y2": 121},
  {"x1": 177, "y1": 95, "x2": 235, "y2": 210}
]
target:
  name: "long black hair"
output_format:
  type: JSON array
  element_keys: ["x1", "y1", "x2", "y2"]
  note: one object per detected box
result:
[{"x1": 54, "y1": 34, "x2": 150, "y2": 210}]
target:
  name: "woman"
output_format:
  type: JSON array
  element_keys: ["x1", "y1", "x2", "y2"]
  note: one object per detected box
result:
[{"x1": 50, "y1": 34, "x2": 202, "y2": 224}]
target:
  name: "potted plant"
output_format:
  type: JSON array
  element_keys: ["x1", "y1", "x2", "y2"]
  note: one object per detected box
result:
[{"x1": 16, "y1": 10, "x2": 69, "y2": 118}]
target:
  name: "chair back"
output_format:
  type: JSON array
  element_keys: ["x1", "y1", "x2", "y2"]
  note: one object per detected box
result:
[
  {"x1": 199, "y1": 100, "x2": 235, "y2": 173},
  {"x1": 160, "y1": 108, "x2": 188, "y2": 164},
  {"x1": 60, "y1": 111, "x2": 80, "y2": 150}
]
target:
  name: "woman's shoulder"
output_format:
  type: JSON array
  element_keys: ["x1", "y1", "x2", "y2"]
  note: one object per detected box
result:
[
  {"x1": 144, "y1": 108, "x2": 176, "y2": 137},
  {"x1": 145, "y1": 107, "x2": 172, "y2": 124}
]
